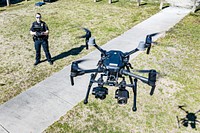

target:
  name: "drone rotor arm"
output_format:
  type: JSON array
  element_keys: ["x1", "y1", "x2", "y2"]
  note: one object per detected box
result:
[
  {"x1": 70, "y1": 68, "x2": 102, "y2": 85},
  {"x1": 83, "y1": 68, "x2": 103, "y2": 74},
  {"x1": 87, "y1": 37, "x2": 106, "y2": 55},
  {"x1": 121, "y1": 69, "x2": 149, "y2": 84},
  {"x1": 71, "y1": 68, "x2": 101, "y2": 77},
  {"x1": 178, "y1": 106, "x2": 188, "y2": 113},
  {"x1": 94, "y1": 44, "x2": 106, "y2": 56},
  {"x1": 121, "y1": 69, "x2": 157, "y2": 89},
  {"x1": 125, "y1": 48, "x2": 139, "y2": 57}
]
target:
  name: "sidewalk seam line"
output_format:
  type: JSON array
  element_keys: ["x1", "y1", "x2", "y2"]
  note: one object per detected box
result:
[
  {"x1": 47, "y1": 91, "x2": 75, "y2": 106},
  {"x1": 0, "y1": 124, "x2": 10, "y2": 133}
]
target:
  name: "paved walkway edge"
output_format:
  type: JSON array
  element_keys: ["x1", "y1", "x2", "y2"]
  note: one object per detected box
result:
[{"x1": 0, "y1": 7, "x2": 191, "y2": 133}]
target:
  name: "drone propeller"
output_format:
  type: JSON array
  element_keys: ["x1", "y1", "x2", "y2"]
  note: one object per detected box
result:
[
  {"x1": 78, "y1": 28, "x2": 92, "y2": 49},
  {"x1": 79, "y1": 28, "x2": 92, "y2": 39},
  {"x1": 145, "y1": 32, "x2": 160, "y2": 54}
]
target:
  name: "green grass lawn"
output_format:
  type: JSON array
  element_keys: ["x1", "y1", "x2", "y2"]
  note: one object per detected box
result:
[
  {"x1": 43, "y1": 10, "x2": 200, "y2": 133},
  {"x1": 0, "y1": 0, "x2": 160, "y2": 104}
]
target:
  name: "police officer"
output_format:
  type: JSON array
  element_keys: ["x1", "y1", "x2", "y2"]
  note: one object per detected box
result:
[{"x1": 30, "y1": 13, "x2": 53, "y2": 66}]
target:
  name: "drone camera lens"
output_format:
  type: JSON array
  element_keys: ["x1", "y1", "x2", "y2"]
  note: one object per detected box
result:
[
  {"x1": 118, "y1": 97, "x2": 128, "y2": 104},
  {"x1": 115, "y1": 89, "x2": 129, "y2": 104},
  {"x1": 92, "y1": 87, "x2": 108, "y2": 100}
]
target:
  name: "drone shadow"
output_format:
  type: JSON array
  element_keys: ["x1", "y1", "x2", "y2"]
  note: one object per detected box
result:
[
  {"x1": 176, "y1": 105, "x2": 200, "y2": 130},
  {"x1": 51, "y1": 45, "x2": 86, "y2": 62}
]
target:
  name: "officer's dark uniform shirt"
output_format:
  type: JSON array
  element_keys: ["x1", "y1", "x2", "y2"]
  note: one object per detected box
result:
[{"x1": 30, "y1": 21, "x2": 49, "y2": 39}]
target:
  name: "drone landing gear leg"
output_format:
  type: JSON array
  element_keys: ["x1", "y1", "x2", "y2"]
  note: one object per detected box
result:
[
  {"x1": 126, "y1": 66, "x2": 137, "y2": 111},
  {"x1": 132, "y1": 79, "x2": 137, "y2": 112},
  {"x1": 84, "y1": 73, "x2": 97, "y2": 104}
]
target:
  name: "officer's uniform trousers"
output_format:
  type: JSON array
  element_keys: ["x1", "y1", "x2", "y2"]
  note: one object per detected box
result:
[{"x1": 34, "y1": 38, "x2": 51, "y2": 63}]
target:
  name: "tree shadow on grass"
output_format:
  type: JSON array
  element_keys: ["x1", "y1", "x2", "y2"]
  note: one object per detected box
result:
[
  {"x1": 0, "y1": 0, "x2": 23, "y2": 7},
  {"x1": 0, "y1": 9, "x2": 6, "y2": 12}
]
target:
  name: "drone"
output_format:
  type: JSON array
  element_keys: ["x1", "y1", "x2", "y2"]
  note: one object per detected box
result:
[
  {"x1": 177, "y1": 105, "x2": 200, "y2": 129},
  {"x1": 70, "y1": 28, "x2": 158, "y2": 111}
]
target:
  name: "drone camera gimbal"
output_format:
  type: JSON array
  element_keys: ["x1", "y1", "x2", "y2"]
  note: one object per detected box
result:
[{"x1": 70, "y1": 28, "x2": 159, "y2": 111}]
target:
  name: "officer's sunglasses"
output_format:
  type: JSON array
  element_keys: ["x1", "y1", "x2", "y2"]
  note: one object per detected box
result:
[{"x1": 36, "y1": 16, "x2": 41, "y2": 19}]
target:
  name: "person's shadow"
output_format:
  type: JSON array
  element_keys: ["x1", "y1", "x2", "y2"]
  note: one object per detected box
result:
[
  {"x1": 40, "y1": 45, "x2": 86, "y2": 63},
  {"x1": 51, "y1": 45, "x2": 86, "y2": 62}
]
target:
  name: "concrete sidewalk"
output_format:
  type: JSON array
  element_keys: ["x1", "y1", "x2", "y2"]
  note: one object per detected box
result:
[{"x1": 0, "y1": 7, "x2": 191, "y2": 133}]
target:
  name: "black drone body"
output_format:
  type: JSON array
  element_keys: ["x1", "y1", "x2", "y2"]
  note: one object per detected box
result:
[
  {"x1": 70, "y1": 29, "x2": 158, "y2": 111},
  {"x1": 100, "y1": 50, "x2": 128, "y2": 85}
]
